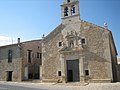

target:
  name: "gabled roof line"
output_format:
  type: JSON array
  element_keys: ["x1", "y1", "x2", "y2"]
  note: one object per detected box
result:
[
  {"x1": 43, "y1": 24, "x2": 65, "y2": 42},
  {"x1": 81, "y1": 20, "x2": 110, "y2": 31},
  {"x1": 0, "y1": 39, "x2": 42, "y2": 48}
]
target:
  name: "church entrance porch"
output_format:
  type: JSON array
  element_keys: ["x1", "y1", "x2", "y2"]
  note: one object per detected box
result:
[{"x1": 66, "y1": 60, "x2": 80, "y2": 82}]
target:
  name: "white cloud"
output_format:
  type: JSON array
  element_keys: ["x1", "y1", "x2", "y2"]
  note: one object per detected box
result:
[{"x1": 0, "y1": 36, "x2": 16, "y2": 46}]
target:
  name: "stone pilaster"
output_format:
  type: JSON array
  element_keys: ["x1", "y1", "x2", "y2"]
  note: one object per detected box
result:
[
  {"x1": 68, "y1": 6, "x2": 71, "y2": 16},
  {"x1": 80, "y1": 55, "x2": 85, "y2": 83},
  {"x1": 40, "y1": 66, "x2": 42, "y2": 80},
  {"x1": 60, "y1": 54, "x2": 66, "y2": 83}
]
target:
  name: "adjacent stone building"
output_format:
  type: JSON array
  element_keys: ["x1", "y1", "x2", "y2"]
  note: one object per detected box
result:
[
  {"x1": 42, "y1": 0, "x2": 118, "y2": 83},
  {"x1": 0, "y1": 39, "x2": 42, "y2": 81},
  {"x1": 117, "y1": 58, "x2": 120, "y2": 82}
]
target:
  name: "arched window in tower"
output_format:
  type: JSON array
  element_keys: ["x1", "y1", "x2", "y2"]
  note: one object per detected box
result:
[
  {"x1": 71, "y1": 5, "x2": 75, "y2": 15},
  {"x1": 64, "y1": 7, "x2": 68, "y2": 17},
  {"x1": 67, "y1": 0, "x2": 70, "y2": 3}
]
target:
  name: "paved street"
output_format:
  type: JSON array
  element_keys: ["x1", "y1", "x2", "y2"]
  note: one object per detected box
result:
[
  {"x1": 0, "y1": 82, "x2": 67, "y2": 90},
  {"x1": 0, "y1": 84, "x2": 43, "y2": 90},
  {"x1": 0, "y1": 81, "x2": 120, "y2": 90}
]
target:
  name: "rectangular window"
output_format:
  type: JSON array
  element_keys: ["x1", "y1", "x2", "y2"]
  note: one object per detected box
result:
[
  {"x1": 59, "y1": 42, "x2": 62, "y2": 47},
  {"x1": 37, "y1": 52, "x2": 42, "y2": 65},
  {"x1": 40, "y1": 53, "x2": 42, "y2": 65},
  {"x1": 40, "y1": 53, "x2": 42, "y2": 59},
  {"x1": 85, "y1": 70, "x2": 89, "y2": 76},
  {"x1": 37, "y1": 52, "x2": 40, "y2": 58},
  {"x1": 37, "y1": 53, "x2": 42, "y2": 59},
  {"x1": 8, "y1": 50, "x2": 12, "y2": 63},
  {"x1": 58, "y1": 71, "x2": 61, "y2": 76},
  {"x1": 81, "y1": 38, "x2": 85, "y2": 44},
  {"x1": 28, "y1": 50, "x2": 32, "y2": 63}
]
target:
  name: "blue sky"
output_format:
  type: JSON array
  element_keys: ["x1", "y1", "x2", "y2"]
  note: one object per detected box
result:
[{"x1": 0, "y1": 0, "x2": 120, "y2": 57}]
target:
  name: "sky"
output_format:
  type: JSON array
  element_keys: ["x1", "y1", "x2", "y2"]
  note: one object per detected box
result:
[{"x1": 0, "y1": 0, "x2": 120, "y2": 57}]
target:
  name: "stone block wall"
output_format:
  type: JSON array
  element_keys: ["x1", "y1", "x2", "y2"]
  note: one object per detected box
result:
[
  {"x1": 0, "y1": 44, "x2": 22, "y2": 82},
  {"x1": 0, "y1": 40, "x2": 42, "y2": 82},
  {"x1": 42, "y1": 25, "x2": 64, "y2": 82},
  {"x1": 21, "y1": 40, "x2": 42, "y2": 80}
]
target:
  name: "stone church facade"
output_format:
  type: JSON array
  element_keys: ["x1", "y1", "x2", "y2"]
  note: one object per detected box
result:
[
  {"x1": 0, "y1": 0, "x2": 118, "y2": 83},
  {"x1": 42, "y1": 0, "x2": 118, "y2": 83}
]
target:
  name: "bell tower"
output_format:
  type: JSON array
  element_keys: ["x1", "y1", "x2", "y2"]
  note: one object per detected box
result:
[{"x1": 61, "y1": 0, "x2": 80, "y2": 23}]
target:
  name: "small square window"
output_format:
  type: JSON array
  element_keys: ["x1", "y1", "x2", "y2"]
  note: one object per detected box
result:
[
  {"x1": 81, "y1": 38, "x2": 85, "y2": 44},
  {"x1": 58, "y1": 71, "x2": 61, "y2": 76},
  {"x1": 85, "y1": 70, "x2": 89, "y2": 76},
  {"x1": 58, "y1": 42, "x2": 62, "y2": 47}
]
